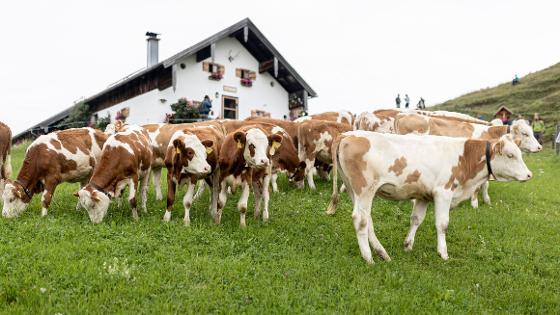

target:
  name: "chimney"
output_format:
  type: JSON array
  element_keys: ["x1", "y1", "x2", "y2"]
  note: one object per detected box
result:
[{"x1": 146, "y1": 32, "x2": 160, "y2": 67}]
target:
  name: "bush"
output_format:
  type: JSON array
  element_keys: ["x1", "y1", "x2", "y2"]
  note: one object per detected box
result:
[
  {"x1": 96, "y1": 112, "x2": 111, "y2": 130},
  {"x1": 169, "y1": 98, "x2": 200, "y2": 123}
]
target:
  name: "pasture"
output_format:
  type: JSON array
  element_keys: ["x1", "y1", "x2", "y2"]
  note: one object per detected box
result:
[{"x1": 1, "y1": 142, "x2": 559, "y2": 314}]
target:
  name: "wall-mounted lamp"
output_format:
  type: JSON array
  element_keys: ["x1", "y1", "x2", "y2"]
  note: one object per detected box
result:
[
  {"x1": 270, "y1": 81, "x2": 274, "y2": 87},
  {"x1": 215, "y1": 92, "x2": 220, "y2": 99},
  {"x1": 159, "y1": 98, "x2": 167, "y2": 103},
  {"x1": 180, "y1": 63, "x2": 186, "y2": 69}
]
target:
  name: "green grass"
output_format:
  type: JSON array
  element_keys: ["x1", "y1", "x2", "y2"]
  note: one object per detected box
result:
[
  {"x1": 433, "y1": 62, "x2": 560, "y2": 141},
  {"x1": 1, "y1": 143, "x2": 559, "y2": 314}
]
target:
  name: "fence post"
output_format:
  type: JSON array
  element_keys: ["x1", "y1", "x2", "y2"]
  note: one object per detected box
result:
[{"x1": 555, "y1": 124, "x2": 560, "y2": 155}]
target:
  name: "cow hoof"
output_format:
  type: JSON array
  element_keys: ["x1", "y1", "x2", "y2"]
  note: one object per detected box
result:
[
  {"x1": 484, "y1": 198, "x2": 491, "y2": 205},
  {"x1": 183, "y1": 219, "x2": 190, "y2": 226},
  {"x1": 162, "y1": 211, "x2": 171, "y2": 222},
  {"x1": 439, "y1": 252, "x2": 449, "y2": 261},
  {"x1": 471, "y1": 199, "x2": 479, "y2": 209},
  {"x1": 41, "y1": 208, "x2": 48, "y2": 217},
  {"x1": 404, "y1": 240, "x2": 414, "y2": 251}
]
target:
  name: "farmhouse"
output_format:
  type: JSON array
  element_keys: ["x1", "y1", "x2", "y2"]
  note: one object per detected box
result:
[{"x1": 14, "y1": 18, "x2": 316, "y2": 142}]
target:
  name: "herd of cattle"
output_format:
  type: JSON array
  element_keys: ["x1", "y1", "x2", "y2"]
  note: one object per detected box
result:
[{"x1": 0, "y1": 108, "x2": 542, "y2": 263}]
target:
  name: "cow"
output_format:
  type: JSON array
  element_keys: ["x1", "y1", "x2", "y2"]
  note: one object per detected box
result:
[
  {"x1": 327, "y1": 131, "x2": 532, "y2": 263},
  {"x1": 0, "y1": 122, "x2": 12, "y2": 197},
  {"x1": 353, "y1": 109, "x2": 402, "y2": 133},
  {"x1": 162, "y1": 125, "x2": 224, "y2": 225},
  {"x1": 216, "y1": 125, "x2": 284, "y2": 228},
  {"x1": 297, "y1": 120, "x2": 352, "y2": 189},
  {"x1": 394, "y1": 113, "x2": 542, "y2": 207},
  {"x1": 2, "y1": 128, "x2": 107, "y2": 218},
  {"x1": 76, "y1": 125, "x2": 152, "y2": 223},
  {"x1": 295, "y1": 110, "x2": 354, "y2": 127}
]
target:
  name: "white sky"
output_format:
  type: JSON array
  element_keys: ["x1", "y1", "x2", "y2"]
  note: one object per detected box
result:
[{"x1": 2, "y1": 0, "x2": 559, "y2": 135}]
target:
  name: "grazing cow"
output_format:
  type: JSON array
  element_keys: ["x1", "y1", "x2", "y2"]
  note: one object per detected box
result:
[
  {"x1": 327, "y1": 131, "x2": 532, "y2": 263},
  {"x1": 216, "y1": 125, "x2": 283, "y2": 227},
  {"x1": 76, "y1": 125, "x2": 152, "y2": 223},
  {"x1": 162, "y1": 125, "x2": 224, "y2": 225},
  {"x1": 395, "y1": 113, "x2": 542, "y2": 207},
  {"x1": 297, "y1": 120, "x2": 352, "y2": 189},
  {"x1": 0, "y1": 122, "x2": 12, "y2": 196},
  {"x1": 295, "y1": 110, "x2": 354, "y2": 127},
  {"x1": 2, "y1": 128, "x2": 107, "y2": 218}
]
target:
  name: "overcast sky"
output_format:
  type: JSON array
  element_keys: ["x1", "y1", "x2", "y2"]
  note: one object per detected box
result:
[{"x1": 2, "y1": 0, "x2": 559, "y2": 134}]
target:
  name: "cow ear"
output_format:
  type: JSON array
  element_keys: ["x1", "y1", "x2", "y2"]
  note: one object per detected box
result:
[
  {"x1": 201, "y1": 140, "x2": 214, "y2": 154},
  {"x1": 91, "y1": 191, "x2": 101, "y2": 202},
  {"x1": 234, "y1": 132, "x2": 246, "y2": 149},
  {"x1": 173, "y1": 139, "x2": 183, "y2": 154},
  {"x1": 493, "y1": 140, "x2": 505, "y2": 155},
  {"x1": 15, "y1": 190, "x2": 23, "y2": 199},
  {"x1": 269, "y1": 134, "x2": 283, "y2": 148}
]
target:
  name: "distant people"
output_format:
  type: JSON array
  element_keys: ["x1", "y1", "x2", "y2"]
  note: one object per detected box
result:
[
  {"x1": 416, "y1": 97, "x2": 426, "y2": 109},
  {"x1": 404, "y1": 94, "x2": 410, "y2": 109},
  {"x1": 200, "y1": 95, "x2": 212, "y2": 120},
  {"x1": 512, "y1": 74, "x2": 520, "y2": 86},
  {"x1": 395, "y1": 94, "x2": 401, "y2": 108},
  {"x1": 531, "y1": 113, "x2": 545, "y2": 145}
]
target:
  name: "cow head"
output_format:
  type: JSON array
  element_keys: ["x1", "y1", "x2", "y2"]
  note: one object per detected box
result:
[
  {"x1": 511, "y1": 120, "x2": 542, "y2": 153},
  {"x1": 172, "y1": 134, "x2": 212, "y2": 177},
  {"x1": 490, "y1": 134, "x2": 533, "y2": 182},
  {"x1": 76, "y1": 186, "x2": 111, "y2": 224},
  {"x1": 289, "y1": 161, "x2": 307, "y2": 183},
  {"x1": 2, "y1": 180, "x2": 31, "y2": 218},
  {"x1": 234, "y1": 128, "x2": 282, "y2": 169}
]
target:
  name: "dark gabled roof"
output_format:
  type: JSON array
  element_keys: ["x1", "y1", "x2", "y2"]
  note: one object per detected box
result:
[{"x1": 13, "y1": 18, "x2": 317, "y2": 141}]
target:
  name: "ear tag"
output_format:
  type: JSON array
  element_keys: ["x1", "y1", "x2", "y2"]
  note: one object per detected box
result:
[
  {"x1": 176, "y1": 147, "x2": 181, "y2": 154},
  {"x1": 236, "y1": 140, "x2": 243, "y2": 149},
  {"x1": 206, "y1": 147, "x2": 213, "y2": 154},
  {"x1": 16, "y1": 191, "x2": 23, "y2": 199},
  {"x1": 272, "y1": 141, "x2": 281, "y2": 149}
]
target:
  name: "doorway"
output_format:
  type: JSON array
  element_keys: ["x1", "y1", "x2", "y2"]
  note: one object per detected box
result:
[{"x1": 222, "y1": 95, "x2": 238, "y2": 119}]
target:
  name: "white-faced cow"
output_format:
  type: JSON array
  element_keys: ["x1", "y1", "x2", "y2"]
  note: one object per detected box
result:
[
  {"x1": 76, "y1": 125, "x2": 152, "y2": 223},
  {"x1": 2, "y1": 128, "x2": 107, "y2": 218},
  {"x1": 327, "y1": 131, "x2": 532, "y2": 263},
  {"x1": 216, "y1": 125, "x2": 283, "y2": 228},
  {"x1": 0, "y1": 122, "x2": 12, "y2": 196},
  {"x1": 162, "y1": 125, "x2": 224, "y2": 225}
]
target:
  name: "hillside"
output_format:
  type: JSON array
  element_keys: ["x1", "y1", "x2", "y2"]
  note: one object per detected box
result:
[{"x1": 433, "y1": 62, "x2": 560, "y2": 141}]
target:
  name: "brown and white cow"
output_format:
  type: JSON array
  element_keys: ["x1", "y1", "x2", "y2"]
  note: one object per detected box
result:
[
  {"x1": 394, "y1": 113, "x2": 542, "y2": 207},
  {"x1": 295, "y1": 110, "x2": 354, "y2": 127},
  {"x1": 162, "y1": 125, "x2": 224, "y2": 225},
  {"x1": 216, "y1": 125, "x2": 284, "y2": 227},
  {"x1": 297, "y1": 120, "x2": 352, "y2": 189},
  {"x1": 2, "y1": 128, "x2": 107, "y2": 218},
  {"x1": 77, "y1": 125, "x2": 152, "y2": 223},
  {"x1": 353, "y1": 109, "x2": 402, "y2": 133},
  {"x1": 0, "y1": 122, "x2": 12, "y2": 196},
  {"x1": 327, "y1": 131, "x2": 532, "y2": 263}
]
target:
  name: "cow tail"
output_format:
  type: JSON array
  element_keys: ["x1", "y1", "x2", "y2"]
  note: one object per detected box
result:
[{"x1": 326, "y1": 136, "x2": 342, "y2": 215}]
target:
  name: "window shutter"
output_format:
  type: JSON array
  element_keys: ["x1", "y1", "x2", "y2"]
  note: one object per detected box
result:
[
  {"x1": 235, "y1": 68, "x2": 242, "y2": 78},
  {"x1": 202, "y1": 62, "x2": 210, "y2": 72},
  {"x1": 218, "y1": 65, "x2": 225, "y2": 74},
  {"x1": 249, "y1": 71, "x2": 256, "y2": 80}
]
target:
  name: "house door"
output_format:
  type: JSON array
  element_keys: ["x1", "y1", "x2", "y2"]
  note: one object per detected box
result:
[{"x1": 222, "y1": 96, "x2": 238, "y2": 119}]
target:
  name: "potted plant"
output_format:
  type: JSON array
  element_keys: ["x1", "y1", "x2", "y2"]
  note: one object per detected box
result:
[
  {"x1": 240, "y1": 78, "x2": 252, "y2": 87},
  {"x1": 209, "y1": 72, "x2": 223, "y2": 81}
]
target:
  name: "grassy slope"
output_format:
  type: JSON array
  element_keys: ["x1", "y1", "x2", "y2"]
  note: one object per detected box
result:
[
  {"x1": 433, "y1": 63, "x2": 560, "y2": 140},
  {"x1": 1, "y1": 143, "x2": 559, "y2": 314}
]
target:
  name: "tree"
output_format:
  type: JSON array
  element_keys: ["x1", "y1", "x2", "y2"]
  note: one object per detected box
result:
[
  {"x1": 95, "y1": 112, "x2": 111, "y2": 131},
  {"x1": 63, "y1": 102, "x2": 91, "y2": 128},
  {"x1": 169, "y1": 98, "x2": 200, "y2": 123}
]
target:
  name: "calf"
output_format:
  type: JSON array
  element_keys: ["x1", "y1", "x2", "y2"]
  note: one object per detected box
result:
[
  {"x1": 395, "y1": 113, "x2": 542, "y2": 207},
  {"x1": 216, "y1": 125, "x2": 283, "y2": 227},
  {"x1": 297, "y1": 120, "x2": 352, "y2": 189},
  {"x1": 0, "y1": 122, "x2": 12, "y2": 196},
  {"x1": 295, "y1": 110, "x2": 354, "y2": 127},
  {"x1": 162, "y1": 125, "x2": 223, "y2": 225},
  {"x1": 327, "y1": 131, "x2": 532, "y2": 263},
  {"x1": 2, "y1": 128, "x2": 107, "y2": 218},
  {"x1": 77, "y1": 125, "x2": 152, "y2": 223}
]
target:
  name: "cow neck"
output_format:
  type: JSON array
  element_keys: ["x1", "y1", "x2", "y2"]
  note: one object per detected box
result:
[
  {"x1": 15, "y1": 179, "x2": 33, "y2": 201},
  {"x1": 89, "y1": 181, "x2": 112, "y2": 198},
  {"x1": 485, "y1": 141, "x2": 494, "y2": 180}
]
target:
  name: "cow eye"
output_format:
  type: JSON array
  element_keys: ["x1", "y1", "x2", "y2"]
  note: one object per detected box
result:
[
  {"x1": 522, "y1": 133, "x2": 528, "y2": 136},
  {"x1": 507, "y1": 153, "x2": 514, "y2": 158}
]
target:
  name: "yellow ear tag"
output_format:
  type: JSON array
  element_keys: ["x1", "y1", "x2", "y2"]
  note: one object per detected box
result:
[
  {"x1": 272, "y1": 141, "x2": 281, "y2": 149},
  {"x1": 176, "y1": 147, "x2": 181, "y2": 154},
  {"x1": 236, "y1": 140, "x2": 243, "y2": 149},
  {"x1": 206, "y1": 147, "x2": 213, "y2": 154}
]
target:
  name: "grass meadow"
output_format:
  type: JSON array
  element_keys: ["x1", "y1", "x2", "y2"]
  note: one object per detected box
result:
[{"x1": 1, "y1": 142, "x2": 559, "y2": 314}]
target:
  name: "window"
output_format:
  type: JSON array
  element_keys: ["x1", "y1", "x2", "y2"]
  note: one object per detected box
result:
[
  {"x1": 222, "y1": 96, "x2": 238, "y2": 119},
  {"x1": 203, "y1": 62, "x2": 225, "y2": 80},
  {"x1": 236, "y1": 68, "x2": 256, "y2": 80}
]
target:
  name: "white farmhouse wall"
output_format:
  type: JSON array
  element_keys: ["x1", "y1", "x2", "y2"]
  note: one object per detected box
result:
[{"x1": 95, "y1": 37, "x2": 289, "y2": 125}]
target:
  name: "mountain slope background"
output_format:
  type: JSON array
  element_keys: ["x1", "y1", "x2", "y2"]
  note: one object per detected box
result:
[{"x1": 432, "y1": 62, "x2": 560, "y2": 141}]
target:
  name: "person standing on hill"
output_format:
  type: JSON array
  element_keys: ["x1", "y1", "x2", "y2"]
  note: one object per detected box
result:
[
  {"x1": 531, "y1": 113, "x2": 545, "y2": 145},
  {"x1": 404, "y1": 94, "x2": 410, "y2": 109},
  {"x1": 395, "y1": 94, "x2": 401, "y2": 108}
]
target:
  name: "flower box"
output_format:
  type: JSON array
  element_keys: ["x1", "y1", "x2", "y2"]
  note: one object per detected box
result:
[
  {"x1": 240, "y1": 78, "x2": 252, "y2": 87},
  {"x1": 208, "y1": 72, "x2": 223, "y2": 81}
]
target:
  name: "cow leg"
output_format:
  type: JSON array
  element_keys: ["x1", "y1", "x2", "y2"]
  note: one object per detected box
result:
[
  {"x1": 140, "y1": 170, "x2": 150, "y2": 213},
  {"x1": 252, "y1": 178, "x2": 262, "y2": 219},
  {"x1": 128, "y1": 176, "x2": 139, "y2": 221},
  {"x1": 434, "y1": 195, "x2": 452, "y2": 260},
  {"x1": 215, "y1": 180, "x2": 227, "y2": 224},
  {"x1": 152, "y1": 167, "x2": 163, "y2": 201},
  {"x1": 237, "y1": 180, "x2": 250, "y2": 228},
  {"x1": 470, "y1": 192, "x2": 479, "y2": 209},
  {"x1": 404, "y1": 199, "x2": 428, "y2": 251},
  {"x1": 182, "y1": 180, "x2": 196, "y2": 226},
  {"x1": 40, "y1": 181, "x2": 57, "y2": 217},
  {"x1": 209, "y1": 168, "x2": 220, "y2": 221},
  {"x1": 193, "y1": 180, "x2": 206, "y2": 201},
  {"x1": 261, "y1": 172, "x2": 271, "y2": 222},
  {"x1": 352, "y1": 192, "x2": 375, "y2": 264},
  {"x1": 367, "y1": 213, "x2": 391, "y2": 261},
  {"x1": 305, "y1": 159, "x2": 316, "y2": 190},
  {"x1": 271, "y1": 172, "x2": 278, "y2": 193},
  {"x1": 163, "y1": 170, "x2": 177, "y2": 222},
  {"x1": 481, "y1": 181, "x2": 491, "y2": 205}
]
